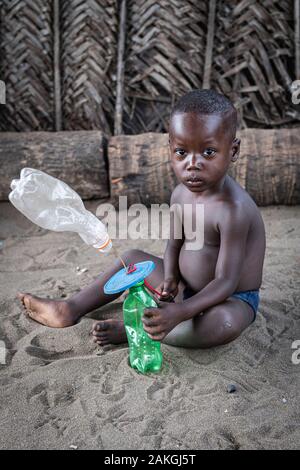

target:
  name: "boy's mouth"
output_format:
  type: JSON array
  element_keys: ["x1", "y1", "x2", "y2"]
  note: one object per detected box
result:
[{"x1": 185, "y1": 176, "x2": 204, "y2": 187}]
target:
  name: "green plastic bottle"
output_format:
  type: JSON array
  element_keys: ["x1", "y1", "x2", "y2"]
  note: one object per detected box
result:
[{"x1": 123, "y1": 281, "x2": 163, "y2": 374}]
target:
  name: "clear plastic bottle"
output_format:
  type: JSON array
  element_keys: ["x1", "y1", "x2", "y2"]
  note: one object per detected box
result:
[
  {"x1": 123, "y1": 281, "x2": 163, "y2": 374},
  {"x1": 9, "y1": 168, "x2": 112, "y2": 253}
]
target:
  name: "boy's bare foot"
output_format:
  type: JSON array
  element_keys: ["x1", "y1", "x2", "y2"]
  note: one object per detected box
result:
[
  {"x1": 17, "y1": 292, "x2": 77, "y2": 328},
  {"x1": 92, "y1": 320, "x2": 127, "y2": 346}
]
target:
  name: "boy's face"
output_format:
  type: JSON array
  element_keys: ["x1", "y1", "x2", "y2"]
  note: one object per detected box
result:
[{"x1": 169, "y1": 112, "x2": 240, "y2": 193}]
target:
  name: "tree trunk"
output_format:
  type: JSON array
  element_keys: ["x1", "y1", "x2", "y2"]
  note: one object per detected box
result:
[
  {"x1": 229, "y1": 128, "x2": 300, "y2": 205},
  {"x1": 108, "y1": 132, "x2": 176, "y2": 206},
  {"x1": 108, "y1": 128, "x2": 300, "y2": 206},
  {"x1": 0, "y1": 131, "x2": 109, "y2": 201}
]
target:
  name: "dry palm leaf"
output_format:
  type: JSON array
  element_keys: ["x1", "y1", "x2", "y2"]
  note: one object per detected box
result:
[
  {"x1": 212, "y1": 0, "x2": 299, "y2": 128},
  {"x1": 123, "y1": 0, "x2": 208, "y2": 134},
  {"x1": 0, "y1": 0, "x2": 54, "y2": 131},
  {"x1": 61, "y1": 0, "x2": 118, "y2": 134}
]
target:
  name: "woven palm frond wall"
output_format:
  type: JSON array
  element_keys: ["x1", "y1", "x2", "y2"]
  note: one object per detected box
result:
[
  {"x1": 122, "y1": 0, "x2": 208, "y2": 133},
  {"x1": 0, "y1": 0, "x2": 299, "y2": 134},
  {"x1": 213, "y1": 0, "x2": 297, "y2": 128},
  {"x1": 0, "y1": 0, "x2": 54, "y2": 131},
  {"x1": 61, "y1": 0, "x2": 118, "y2": 134}
]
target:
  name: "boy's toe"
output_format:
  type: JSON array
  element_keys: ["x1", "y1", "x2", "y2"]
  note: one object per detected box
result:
[
  {"x1": 17, "y1": 292, "x2": 27, "y2": 307},
  {"x1": 96, "y1": 338, "x2": 109, "y2": 346},
  {"x1": 93, "y1": 332, "x2": 108, "y2": 340},
  {"x1": 93, "y1": 321, "x2": 109, "y2": 333}
]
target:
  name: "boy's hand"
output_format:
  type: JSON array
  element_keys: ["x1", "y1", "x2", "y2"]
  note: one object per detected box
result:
[
  {"x1": 156, "y1": 278, "x2": 179, "y2": 302},
  {"x1": 142, "y1": 301, "x2": 182, "y2": 342}
]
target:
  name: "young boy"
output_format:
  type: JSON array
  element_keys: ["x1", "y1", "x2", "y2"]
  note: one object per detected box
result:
[{"x1": 18, "y1": 89, "x2": 266, "y2": 349}]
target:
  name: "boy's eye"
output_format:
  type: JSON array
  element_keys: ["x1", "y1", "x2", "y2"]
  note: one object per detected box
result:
[
  {"x1": 175, "y1": 148, "x2": 186, "y2": 158},
  {"x1": 203, "y1": 148, "x2": 216, "y2": 158}
]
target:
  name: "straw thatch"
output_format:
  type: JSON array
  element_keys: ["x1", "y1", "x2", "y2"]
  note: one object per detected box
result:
[
  {"x1": 0, "y1": 0, "x2": 54, "y2": 131},
  {"x1": 61, "y1": 0, "x2": 118, "y2": 134},
  {"x1": 122, "y1": 0, "x2": 208, "y2": 134},
  {"x1": 0, "y1": 0, "x2": 299, "y2": 134},
  {"x1": 213, "y1": 0, "x2": 298, "y2": 128}
]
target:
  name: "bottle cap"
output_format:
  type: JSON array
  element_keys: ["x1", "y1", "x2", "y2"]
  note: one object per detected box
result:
[{"x1": 104, "y1": 260, "x2": 155, "y2": 294}]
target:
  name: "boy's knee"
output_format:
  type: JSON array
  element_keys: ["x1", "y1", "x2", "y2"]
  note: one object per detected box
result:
[
  {"x1": 201, "y1": 307, "x2": 241, "y2": 345},
  {"x1": 216, "y1": 310, "x2": 241, "y2": 343}
]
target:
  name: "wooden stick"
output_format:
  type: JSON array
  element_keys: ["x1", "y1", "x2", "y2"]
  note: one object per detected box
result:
[
  {"x1": 295, "y1": 0, "x2": 300, "y2": 78},
  {"x1": 112, "y1": 244, "x2": 127, "y2": 269},
  {"x1": 202, "y1": 0, "x2": 217, "y2": 89},
  {"x1": 53, "y1": 0, "x2": 62, "y2": 131},
  {"x1": 114, "y1": 0, "x2": 127, "y2": 135}
]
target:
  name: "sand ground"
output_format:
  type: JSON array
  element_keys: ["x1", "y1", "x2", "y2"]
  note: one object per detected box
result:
[{"x1": 0, "y1": 202, "x2": 299, "y2": 450}]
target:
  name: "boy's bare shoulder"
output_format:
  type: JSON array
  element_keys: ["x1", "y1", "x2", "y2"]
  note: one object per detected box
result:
[
  {"x1": 170, "y1": 177, "x2": 263, "y2": 227},
  {"x1": 216, "y1": 176, "x2": 262, "y2": 228},
  {"x1": 225, "y1": 176, "x2": 258, "y2": 209}
]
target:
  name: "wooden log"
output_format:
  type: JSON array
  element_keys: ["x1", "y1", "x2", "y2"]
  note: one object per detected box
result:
[
  {"x1": 230, "y1": 128, "x2": 300, "y2": 205},
  {"x1": 108, "y1": 128, "x2": 300, "y2": 206},
  {"x1": 0, "y1": 131, "x2": 109, "y2": 201},
  {"x1": 108, "y1": 133, "x2": 177, "y2": 206}
]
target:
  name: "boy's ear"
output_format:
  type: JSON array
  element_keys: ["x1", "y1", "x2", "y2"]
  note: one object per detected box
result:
[{"x1": 231, "y1": 138, "x2": 240, "y2": 162}]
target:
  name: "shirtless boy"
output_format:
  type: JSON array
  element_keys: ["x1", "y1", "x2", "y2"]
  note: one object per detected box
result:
[{"x1": 18, "y1": 89, "x2": 266, "y2": 349}]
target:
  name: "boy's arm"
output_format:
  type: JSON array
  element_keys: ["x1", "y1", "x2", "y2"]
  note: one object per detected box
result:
[
  {"x1": 180, "y1": 202, "x2": 250, "y2": 319},
  {"x1": 159, "y1": 186, "x2": 184, "y2": 300}
]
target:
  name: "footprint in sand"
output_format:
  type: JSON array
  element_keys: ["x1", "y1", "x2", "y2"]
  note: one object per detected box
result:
[
  {"x1": 27, "y1": 380, "x2": 80, "y2": 438},
  {"x1": 140, "y1": 415, "x2": 164, "y2": 449},
  {"x1": 27, "y1": 384, "x2": 50, "y2": 407},
  {"x1": 146, "y1": 380, "x2": 168, "y2": 401},
  {"x1": 96, "y1": 403, "x2": 127, "y2": 427},
  {"x1": 146, "y1": 380, "x2": 182, "y2": 401},
  {"x1": 25, "y1": 333, "x2": 74, "y2": 362}
]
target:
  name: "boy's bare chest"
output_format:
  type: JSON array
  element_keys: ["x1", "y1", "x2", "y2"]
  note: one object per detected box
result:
[{"x1": 178, "y1": 201, "x2": 221, "y2": 247}]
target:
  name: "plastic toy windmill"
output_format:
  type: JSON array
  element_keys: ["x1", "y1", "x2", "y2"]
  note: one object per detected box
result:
[
  {"x1": 104, "y1": 260, "x2": 157, "y2": 294},
  {"x1": 9, "y1": 168, "x2": 163, "y2": 374},
  {"x1": 9, "y1": 168, "x2": 112, "y2": 253},
  {"x1": 104, "y1": 260, "x2": 163, "y2": 374}
]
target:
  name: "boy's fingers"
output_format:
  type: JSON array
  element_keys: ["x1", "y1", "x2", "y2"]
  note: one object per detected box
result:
[
  {"x1": 143, "y1": 308, "x2": 157, "y2": 317},
  {"x1": 142, "y1": 317, "x2": 156, "y2": 326},
  {"x1": 160, "y1": 292, "x2": 171, "y2": 300},
  {"x1": 157, "y1": 293, "x2": 169, "y2": 302},
  {"x1": 157, "y1": 283, "x2": 164, "y2": 293},
  {"x1": 166, "y1": 293, "x2": 175, "y2": 302},
  {"x1": 144, "y1": 324, "x2": 163, "y2": 334},
  {"x1": 148, "y1": 332, "x2": 165, "y2": 341},
  {"x1": 160, "y1": 290, "x2": 175, "y2": 300}
]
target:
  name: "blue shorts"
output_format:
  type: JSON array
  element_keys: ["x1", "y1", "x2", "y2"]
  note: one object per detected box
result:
[{"x1": 183, "y1": 287, "x2": 260, "y2": 322}]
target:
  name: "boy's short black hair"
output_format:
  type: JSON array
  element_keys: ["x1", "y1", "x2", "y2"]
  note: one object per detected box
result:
[{"x1": 170, "y1": 89, "x2": 237, "y2": 138}]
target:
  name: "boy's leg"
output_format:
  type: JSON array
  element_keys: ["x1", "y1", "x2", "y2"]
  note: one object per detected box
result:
[
  {"x1": 91, "y1": 253, "x2": 186, "y2": 345},
  {"x1": 92, "y1": 250, "x2": 164, "y2": 345},
  {"x1": 18, "y1": 249, "x2": 169, "y2": 329},
  {"x1": 162, "y1": 297, "x2": 255, "y2": 349}
]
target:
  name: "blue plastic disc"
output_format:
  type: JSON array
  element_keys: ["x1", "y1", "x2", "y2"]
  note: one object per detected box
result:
[{"x1": 104, "y1": 260, "x2": 156, "y2": 294}]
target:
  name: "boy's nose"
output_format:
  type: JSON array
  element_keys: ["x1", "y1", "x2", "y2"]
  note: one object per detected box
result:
[{"x1": 187, "y1": 153, "x2": 202, "y2": 170}]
